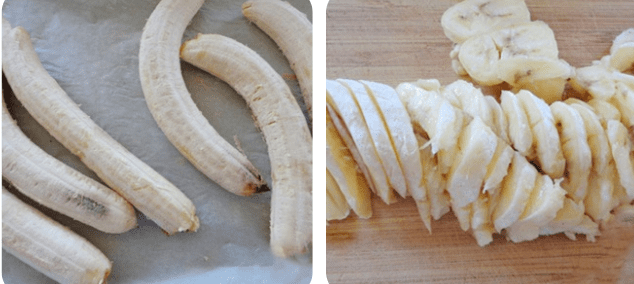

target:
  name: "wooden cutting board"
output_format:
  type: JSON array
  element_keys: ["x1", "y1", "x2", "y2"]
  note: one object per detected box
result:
[{"x1": 326, "y1": 0, "x2": 634, "y2": 283}]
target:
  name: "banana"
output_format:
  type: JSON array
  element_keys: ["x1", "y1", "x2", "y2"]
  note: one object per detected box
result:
[
  {"x1": 2, "y1": 99, "x2": 137, "y2": 234},
  {"x1": 327, "y1": 168, "x2": 351, "y2": 221},
  {"x1": 609, "y1": 28, "x2": 634, "y2": 72},
  {"x1": 606, "y1": 119, "x2": 634, "y2": 201},
  {"x1": 482, "y1": 137, "x2": 514, "y2": 195},
  {"x1": 415, "y1": 134, "x2": 451, "y2": 221},
  {"x1": 539, "y1": 197, "x2": 599, "y2": 242},
  {"x1": 471, "y1": 194, "x2": 495, "y2": 246},
  {"x1": 338, "y1": 79, "x2": 408, "y2": 199},
  {"x1": 440, "y1": 0, "x2": 530, "y2": 44},
  {"x1": 485, "y1": 95, "x2": 511, "y2": 145},
  {"x1": 500, "y1": 90, "x2": 533, "y2": 156},
  {"x1": 139, "y1": 0, "x2": 266, "y2": 197},
  {"x1": 2, "y1": 20, "x2": 199, "y2": 235},
  {"x1": 550, "y1": 102, "x2": 592, "y2": 201},
  {"x1": 491, "y1": 151, "x2": 538, "y2": 232},
  {"x1": 326, "y1": 107, "x2": 372, "y2": 219},
  {"x1": 327, "y1": 80, "x2": 397, "y2": 205},
  {"x1": 588, "y1": 98, "x2": 622, "y2": 127},
  {"x1": 455, "y1": 20, "x2": 572, "y2": 103},
  {"x1": 242, "y1": 0, "x2": 312, "y2": 119},
  {"x1": 567, "y1": 100, "x2": 612, "y2": 175},
  {"x1": 179, "y1": 34, "x2": 312, "y2": 257},
  {"x1": 516, "y1": 89, "x2": 566, "y2": 178},
  {"x1": 361, "y1": 80, "x2": 426, "y2": 202},
  {"x1": 505, "y1": 175, "x2": 566, "y2": 243},
  {"x1": 3, "y1": 187, "x2": 112, "y2": 284}
]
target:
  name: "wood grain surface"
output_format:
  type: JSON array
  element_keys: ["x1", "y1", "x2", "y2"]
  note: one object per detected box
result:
[{"x1": 326, "y1": 0, "x2": 634, "y2": 283}]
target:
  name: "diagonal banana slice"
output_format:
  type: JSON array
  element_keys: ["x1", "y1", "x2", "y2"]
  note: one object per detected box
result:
[
  {"x1": 539, "y1": 197, "x2": 600, "y2": 242},
  {"x1": 550, "y1": 102, "x2": 592, "y2": 201},
  {"x1": 609, "y1": 28, "x2": 634, "y2": 72},
  {"x1": 482, "y1": 137, "x2": 514, "y2": 196},
  {"x1": 327, "y1": 80, "x2": 397, "y2": 204},
  {"x1": 517, "y1": 90, "x2": 566, "y2": 178},
  {"x1": 471, "y1": 194, "x2": 495, "y2": 246},
  {"x1": 496, "y1": 57, "x2": 572, "y2": 104},
  {"x1": 567, "y1": 100, "x2": 613, "y2": 175},
  {"x1": 606, "y1": 120, "x2": 634, "y2": 201},
  {"x1": 362, "y1": 80, "x2": 426, "y2": 202},
  {"x1": 500, "y1": 91, "x2": 533, "y2": 156},
  {"x1": 491, "y1": 151, "x2": 538, "y2": 232},
  {"x1": 338, "y1": 79, "x2": 408, "y2": 199},
  {"x1": 505, "y1": 175, "x2": 566, "y2": 243},
  {"x1": 326, "y1": 109, "x2": 372, "y2": 219},
  {"x1": 485, "y1": 95, "x2": 511, "y2": 145},
  {"x1": 415, "y1": 134, "x2": 451, "y2": 221},
  {"x1": 447, "y1": 116, "x2": 498, "y2": 209},
  {"x1": 440, "y1": 0, "x2": 530, "y2": 44},
  {"x1": 326, "y1": 168, "x2": 351, "y2": 221}
]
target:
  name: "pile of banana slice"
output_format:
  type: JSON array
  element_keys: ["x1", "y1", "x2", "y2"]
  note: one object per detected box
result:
[{"x1": 327, "y1": 0, "x2": 634, "y2": 248}]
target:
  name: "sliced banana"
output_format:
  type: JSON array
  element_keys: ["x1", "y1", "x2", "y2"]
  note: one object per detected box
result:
[
  {"x1": 538, "y1": 197, "x2": 585, "y2": 237},
  {"x1": 505, "y1": 175, "x2": 566, "y2": 243},
  {"x1": 447, "y1": 116, "x2": 498, "y2": 209},
  {"x1": 485, "y1": 95, "x2": 511, "y2": 145},
  {"x1": 327, "y1": 80, "x2": 397, "y2": 204},
  {"x1": 338, "y1": 79, "x2": 408, "y2": 199},
  {"x1": 588, "y1": 98, "x2": 622, "y2": 127},
  {"x1": 326, "y1": 109, "x2": 373, "y2": 219},
  {"x1": 517, "y1": 89, "x2": 566, "y2": 178},
  {"x1": 361, "y1": 80, "x2": 426, "y2": 201},
  {"x1": 609, "y1": 28, "x2": 634, "y2": 72},
  {"x1": 491, "y1": 151, "x2": 538, "y2": 232},
  {"x1": 497, "y1": 57, "x2": 572, "y2": 104},
  {"x1": 440, "y1": 0, "x2": 530, "y2": 44},
  {"x1": 471, "y1": 194, "x2": 495, "y2": 247},
  {"x1": 606, "y1": 119, "x2": 634, "y2": 201},
  {"x1": 326, "y1": 168, "x2": 351, "y2": 221},
  {"x1": 482, "y1": 138, "x2": 514, "y2": 195},
  {"x1": 550, "y1": 102, "x2": 592, "y2": 201},
  {"x1": 416, "y1": 134, "x2": 451, "y2": 221},
  {"x1": 500, "y1": 91, "x2": 533, "y2": 156}
]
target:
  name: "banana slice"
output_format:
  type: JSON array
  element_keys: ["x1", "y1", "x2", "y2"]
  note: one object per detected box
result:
[
  {"x1": 570, "y1": 65, "x2": 617, "y2": 100},
  {"x1": 416, "y1": 134, "x2": 451, "y2": 221},
  {"x1": 483, "y1": 138, "x2": 514, "y2": 195},
  {"x1": 500, "y1": 91, "x2": 533, "y2": 156},
  {"x1": 505, "y1": 175, "x2": 566, "y2": 243},
  {"x1": 361, "y1": 80, "x2": 426, "y2": 201},
  {"x1": 326, "y1": 168, "x2": 351, "y2": 221},
  {"x1": 471, "y1": 194, "x2": 495, "y2": 247},
  {"x1": 567, "y1": 101, "x2": 612, "y2": 174},
  {"x1": 492, "y1": 151, "x2": 538, "y2": 232},
  {"x1": 442, "y1": 80, "x2": 495, "y2": 128},
  {"x1": 540, "y1": 197, "x2": 600, "y2": 241},
  {"x1": 452, "y1": 203, "x2": 473, "y2": 232},
  {"x1": 588, "y1": 98, "x2": 622, "y2": 127},
  {"x1": 440, "y1": 0, "x2": 530, "y2": 44},
  {"x1": 584, "y1": 172, "x2": 618, "y2": 223},
  {"x1": 485, "y1": 95, "x2": 511, "y2": 145},
  {"x1": 609, "y1": 28, "x2": 634, "y2": 72},
  {"x1": 338, "y1": 79, "x2": 408, "y2": 199},
  {"x1": 517, "y1": 90, "x2": 566, "y2": 178},
  {"x1": 606, "y1": 119, "x2": 634, "y2": 201},
  {"x1": 550, "y1": 102, "x2": 592, "y2": 201},
  {"x1": 497, "y1": 57, "x2": 572, "y2": 104},
  {"x1": 326, "y1": 109, "x2": 373, "y2": 219},
  {"x1": 327, "y1": 80, "x2": 397, "y2": 204},
  {"x1": 610, "y1": 83, "x2": 634, "y2": 130},
  {"x1": 447, "y1": 116, "x2": 498, "y2": 209}
]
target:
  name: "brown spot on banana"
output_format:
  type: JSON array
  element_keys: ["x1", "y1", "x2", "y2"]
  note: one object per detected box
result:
[
  {"x1": 139, "y1": 0, "x2": 266, "y2": 197},
  {"x1": 180, "y1": 34, "x2": 312, "y2": 257}
]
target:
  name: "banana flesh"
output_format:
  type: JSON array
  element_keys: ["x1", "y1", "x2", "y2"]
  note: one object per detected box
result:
[
  {"x1": 609, "y1": 28, "x2": 634, "y2": 72},
  {"x1": 327, "y1": 168, "x2": 352, "y2": 221},
  {"x1": 2, "y1": 99, "x2": 137, "y2": 234},
  {"x1": 179, "y1": 34, "x2": 312, "y2": 257},
  {"x1": 3, "y1": 187, "x2": 112, "y2": 284},
  {"x1": 139, "y1": 0, "x2": 266, "y2": 196},
  {"x1": 243, "y1": 0, "x2": 312, "y2": 119},
  {"x1": 2, "y1": 19, "x2": 199, "y2": 235}
]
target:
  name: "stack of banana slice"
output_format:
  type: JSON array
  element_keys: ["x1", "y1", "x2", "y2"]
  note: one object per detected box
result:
[
  {"x1": 326, "y1": 0, "x2": 634, "y2": 247},
  {"x1": 442, "y1": 0, "x2": 574, "y2": 104}
]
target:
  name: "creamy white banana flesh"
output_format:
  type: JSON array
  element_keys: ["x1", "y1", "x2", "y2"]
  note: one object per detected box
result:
[
  {"x1": 139, "y1": 0, "x2": 266, "y2": 196},
  {"x1": 3, "y1": 187, "x2": 112, "y2": 284},
  {"x1": 609, "y1": 28, "x2": 634, "y2": 72},
  {"x1": 2, "y1": 20, "x2": 199, "y2": 235},
  {"x1": 179, "y1": 34, "x2": 312, "y2": 258},
  {"x1": 243, "y1": 0, "x2": 313, "y2": 119},
  {"x1": 327, "y1": 168, "x2": 351, "y2": 221},
  {"x1": 2, "y1": 99, "x2": 137, "y2": 234}
]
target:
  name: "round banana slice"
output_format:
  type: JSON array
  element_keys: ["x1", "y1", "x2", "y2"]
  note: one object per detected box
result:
[
  {"x1": 440, "y1": 0, "x2": 530, "y2": 44},
  {"x1": 606, "y1": 120, "x2": 634, "y2": 201},
  {"x1": 609, "y1": 28, "x2": 634, "y2": 72}
]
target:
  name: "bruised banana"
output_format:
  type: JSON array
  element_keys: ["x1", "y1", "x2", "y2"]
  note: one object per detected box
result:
[
  {"x1": 139, "y1": 0, "x2": 266, "y2": 196},
  {"x1": 179, "y1": 34, "x2": 312, "y2": 258},
  {"x1": 2, "y1": 19, "x2": 199, "y2": 235},
  {"x1": 2, "y1": 99, "x2": 136, "y2": 234},
  {"x1": 243, "y1": 0, "x2": 313, "y2": 119},
  {"x1": 3, "y1": 187, "x2": 112, "y2": 284}
]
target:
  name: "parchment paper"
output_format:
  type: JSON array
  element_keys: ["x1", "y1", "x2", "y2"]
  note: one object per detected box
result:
[{"x1": 1, "y1": 0, "x2": 312, "y2": 283}]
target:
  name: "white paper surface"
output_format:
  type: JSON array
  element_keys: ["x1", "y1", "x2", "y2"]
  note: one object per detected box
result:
[{"x1": 1, "y1": 0, "x2": 312, "y2": 283}]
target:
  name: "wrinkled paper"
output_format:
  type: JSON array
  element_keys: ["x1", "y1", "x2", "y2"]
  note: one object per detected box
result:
[{"x1": 2, "y1": 0, "x2": 312, "y2": 283}]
